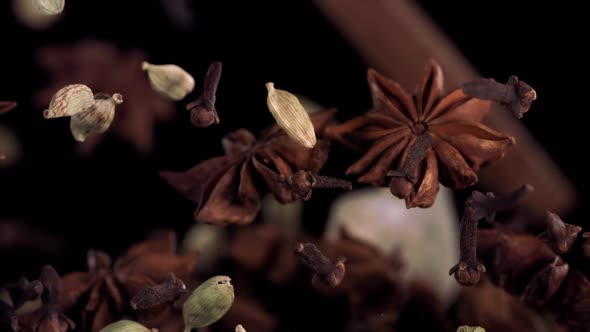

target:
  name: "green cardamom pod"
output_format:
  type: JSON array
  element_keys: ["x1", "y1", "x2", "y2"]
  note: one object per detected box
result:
[
  {"x1": 266, "y1": 82, "x2": 316, "y2": 149},
  {"x1": 183, "y1": 275, "x2": 235, "y2": 332},
  {"x1": 99, "y1": 320, "x2": 151, "y2": 332}
]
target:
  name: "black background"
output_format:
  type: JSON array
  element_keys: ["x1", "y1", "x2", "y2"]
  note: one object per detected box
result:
[{"x1": 0, "y1": 0, "x2": 588, "y2": 282}]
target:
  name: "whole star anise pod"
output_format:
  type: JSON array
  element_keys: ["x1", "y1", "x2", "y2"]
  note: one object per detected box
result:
[
  {"x1": 60, "y1": 231, "x2": 196, "y2": 332},
  {"x1": 161, "y1": 109, "x2": 346, "y2": 226},
  {"x1": 35, "y1": 40, "x2": 174, "y2": 155},
  {"x1": 326, "y1": 60, "x2": 533, "y2": 208}
]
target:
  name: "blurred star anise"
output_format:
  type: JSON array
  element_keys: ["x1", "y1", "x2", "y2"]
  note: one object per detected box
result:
[
  {"x1": 60, "y1": 231, "x2": 196, "y2": 332},
  {"x1": 0, "y1": 101, "x2": 17, "y2": 160},
  {"x1": 160, "y1": 109, "x2": 336, "y2": 226},
  {"x1": 326, "y1": 60, "x2": 528, "y2": 208},
  {"x1": 35, "y1": 40, "x2": 175, "y2": 155},
  {"x1": 0, "y1": 101, "x2": 16, "y2": 115}
]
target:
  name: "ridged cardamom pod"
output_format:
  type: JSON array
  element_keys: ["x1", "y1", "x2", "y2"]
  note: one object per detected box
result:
[
  {"x1": 142, "y1": 62, "x2": 195, "y2": 100},
  {"x1": 43, "y1": 84, "x2": 95, "y2": 119},
  {"x1": 457, "y1": 326, "x2": 486, "y2": 332},
  {"x1": 99, "y1": 320, "x2": 151, "y2": 332},
  {"x1": 70, "y1": 93, "x2": 123, "y2": 142},
  {"x1": 265, "y1": 82, "x2": 316, "y2": 148},
  {"x1": 183, "y1": 276, "x2": 234, "y2": 332},
  {"x1": 34, "y1": 0, "x2": 65, "y2": 15}
]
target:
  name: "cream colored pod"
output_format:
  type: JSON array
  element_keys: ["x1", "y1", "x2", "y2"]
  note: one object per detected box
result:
[
  {"x1": 457, "y1": 327, "x2": 486, "y2": 332},
  {"x1": 142, "y1": 62, "x2": 195, "y2": 100},
  {"x1": 44, "y1": 84, "x2": 123, "y2": 142},
  {"x1": 99, "y1": 320, "x2": 152, "y2": 332},
  {"x1": 265, "y1": 82, "x2": 316, "y2": 148},
  {"x1": 70, "y1": 93, "x2": 123, "y2": 142},
  {"x1": 44, "y1": 84, "x2": 95, "y2": 119},
  {"x1": 34, "y1": 0, "x2": 65, "y2": 15},
  {"x1": 235, "y1": 324, "x2": 247, "y2": 332}
]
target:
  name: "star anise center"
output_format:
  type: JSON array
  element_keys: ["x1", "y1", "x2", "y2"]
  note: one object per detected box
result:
[{"x1": 411, "y1": 122, "x2": 428, "y2": 135}]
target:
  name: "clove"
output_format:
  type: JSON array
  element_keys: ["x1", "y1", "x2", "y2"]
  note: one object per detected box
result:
[
  {"x1": 294, "y1": 242, "x2": 346, "y2": 288},
  {"x1": 187, "y1": 61, "x2": 222, "y2": 127}
]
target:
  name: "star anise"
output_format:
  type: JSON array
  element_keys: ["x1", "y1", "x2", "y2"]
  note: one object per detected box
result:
[
  {"x1": 0, "y1": 101, "x2": 16, "y2": 115},
  {"x1": 326, "y1": 60, "x2": 531, "y2": 208},
  {"x1": 161, "y1": 109, "x2": 346, "y2": 226},
  {"x1": 35, "y1": 40, "x2": 175, "y2": 156},
  {"x1": 60, "y1": 231, "x2": 197, "y2": 332}
]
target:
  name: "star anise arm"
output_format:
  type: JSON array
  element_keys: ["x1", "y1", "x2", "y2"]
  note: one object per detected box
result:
[{"x1": 0, "y1": 101, "x2": 17, "y2": 114}]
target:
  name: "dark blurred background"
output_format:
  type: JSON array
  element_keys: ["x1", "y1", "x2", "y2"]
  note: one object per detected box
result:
[{"x1": 0, "y1": 0, "x2": 588, "y2": 282}]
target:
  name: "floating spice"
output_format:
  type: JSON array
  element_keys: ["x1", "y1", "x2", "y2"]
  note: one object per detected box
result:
[
  {"x1": 326, "y1": 60, "x2": 532, "y2": 208},
  {"x1": 142, "y1": 62, "x2": 195, "y2": 100},
  {"x1": 183, "y1": 276, "x2": 234, "y2": 331},
  {"x1": 266, "y1": 82, "x2": 316, "y2": 149},
  {"x1": 43, "y1": 84, "x2": 123, "y2": 142}
]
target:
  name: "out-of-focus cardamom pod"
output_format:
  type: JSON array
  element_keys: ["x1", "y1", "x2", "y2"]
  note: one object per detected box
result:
[
  {"x1": 183, "y1": 276, "x2": 234, "y2": 332},
  {"x1": 457, "y1": 326, "x2": 485, "y2": 332},
  {"x1": 142, "y1": 62, "x2": 195, "y2": 100},
  {"x1": 235, "y1": 324, "x2": 247, "y2": 332},
  {"x1": 70, "y1": 93, "x2": 123, "y2": 142},
  {"x1": 34, "y1": 0, "x2": 64, "y2": 15},
  {"x1": 99, "y1": 320, "x2": 152, "y2": 332},
  {"x1": 265, "y1": 82, "x2": 316, "y2": 148},
  {"x1": 43, "y1": 84, "x2": 95, "y2": 119}
]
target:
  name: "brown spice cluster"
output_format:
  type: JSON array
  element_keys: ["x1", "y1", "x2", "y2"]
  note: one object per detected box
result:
[
  {"x1": 326, "y1": 60, "x2": 534, "y2": 208},
  {"x1": 161, "y1": 109, "x2": 350, "y2": 226},
  {"x1": 59, "y1": 231, "x2": 196, "y2": 332}
]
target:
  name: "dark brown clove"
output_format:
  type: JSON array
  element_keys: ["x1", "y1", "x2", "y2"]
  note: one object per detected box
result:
[
  {"x1": 187, "y1": 61, "x2": 222, "y2": 127},
  {"x1": 130, "y1": 272, "x2": 187, "y2": 310},
  {"x1": 449, "y1": 185, "x2": 534, "y2": 285},
  {"x1": 387, "y1": 133, "x2": 432, "y2": 200},
  {"x1": 0, "y1": 101, "x2": 16, "y2": 114},
  {"x1": 538, "y1": 211, "x2": 581, "y2": 254},
  {"x1": 282, "y1": 170, "x2": 352, "y2": 201},
  {"x1": 462, "y1": 75, "x2": 537, "y2": 119},
  {"x1": 294, "y1": 242, "x2": 346, "y2": 288}
]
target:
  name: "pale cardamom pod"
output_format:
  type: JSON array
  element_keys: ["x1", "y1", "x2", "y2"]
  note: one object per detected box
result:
[
  {"x1": 183, "y1": 276, "x2": 234, "y2": 332},
  {"x1": 99, "y1": 320, "x2": 151, "y2": 332},
  {"x1": 235, "y1": 324, "x2": 247, "y2": 332},
  {"x1": 69, "y1": 93, "x2": 123, "y2": 142},
  {"x1": 142, "y1": 62, "x2": 195, "y2": 100},
  {"x1": 43, "y1": 84, "x2": 95, "y2": 119},
  {"x1": 457, "y1": 326, "x2": 486, "y2": 332},
  {"x1": 34, "y1": 0, "x2": 64, "y2": 15},
  {"x1": 266, "y1": 82, "x2": 316, "y2": 148}
]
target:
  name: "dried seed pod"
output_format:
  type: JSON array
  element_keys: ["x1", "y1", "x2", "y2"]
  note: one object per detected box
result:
[
  {"x1": 236, "y1": 324, "x2": 247, "y2": 332},
  {"x1": 183, "y1": 276, "x2": 234, "y2": 332},
  {"x1": 142, "y1": 62, "x2": 195, "y2": 100},
  {"x1": 457, "y1": 327, "x2": 485, "y2": 332},
  {"x1": 69, "y1": 93, "x2": 123, "y2": 142},
  {"x1": 266, "y1": 82, "x2": 316, "y2": 148},
  {"x1": 43, "y1": 84, "x2": 95, "y2": 118},
  {"x1": 99, "y1": 320, "x2": 152, "y2": 332},
  {"x1": 34, "y1": 0, "x2": 65, "y2": 15}
]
